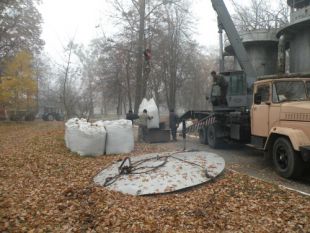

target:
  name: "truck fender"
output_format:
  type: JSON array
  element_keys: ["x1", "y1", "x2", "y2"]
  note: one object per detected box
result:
[{"x1": 265, "y1": 127, "x2": 310, "y2": 151}]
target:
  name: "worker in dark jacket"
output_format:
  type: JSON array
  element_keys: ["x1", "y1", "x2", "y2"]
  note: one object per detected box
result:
[
  {"x1": 211, "y1": 70, "x2": 228, "y2": 105},
  {"x1": 169, "y1": 109, "x2": 179, "y2": 141},
  {"x1": 126, "y1": 110, "x2": 139, "y2": 123}
]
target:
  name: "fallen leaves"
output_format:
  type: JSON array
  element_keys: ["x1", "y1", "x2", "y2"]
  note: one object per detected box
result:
[{"x1": 0, "y1": 122, "x2": 309, "y2": 232}]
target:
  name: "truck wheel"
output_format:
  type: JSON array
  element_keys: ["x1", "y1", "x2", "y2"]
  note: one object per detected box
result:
[
  {"x1": 25, "y1": 113, "x2": 35, "y2": 121},
  {"x1": 207, "y1": 124, "x2": 222, "y2": 149},
  {"x1": 47, "y1": 114, "x2": 54, "y2": 121},
  {"x1": 55, "y1": 114, "x2": 61, "y2": 121},
  {"x1": 199, "y1": 127, "x2": 208, "y2": 145},
  {"x1": 272, "y1": 137, "x2": 304, "y2": 178}
]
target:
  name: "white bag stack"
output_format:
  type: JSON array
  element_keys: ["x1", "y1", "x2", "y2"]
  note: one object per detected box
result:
[
  {"x1": 65, "y1": 118, "x2": 82, "y2": 149},
  {"x1": 105, "y1": 119, "x2": 134, "y2": 155},
  {"x1": 138, "y1": 98, "x2": 159, "y2": 129},
  {"x1": 65, "y1": 119, "x2": 106, "y2": 156},
  {"x1": 65, "y1": 118, "x2": 134, "y2": 156},
  {"x1": 77, "y1": 123, "x2": 107, "y2": 156}
]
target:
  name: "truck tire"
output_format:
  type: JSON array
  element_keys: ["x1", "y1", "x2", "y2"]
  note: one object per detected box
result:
[
  {"x1": 56, "y1": 114, "x2": 64, "y2": 121},
  {"x1": 199, "y1": 127, "x2": 208, "y2": 145},
  {"x1": 207, "y1": 124, "x2": 222, "y2": 149},
  {"x1": 47, "y1": 114, "x2": 54, "y2": 121},
  {"x1": 25, "y1": 113, "x2": 35, "y2": 121},
  {"x1": 272, "y1": 137, "x2": 304, "y2": 178}
]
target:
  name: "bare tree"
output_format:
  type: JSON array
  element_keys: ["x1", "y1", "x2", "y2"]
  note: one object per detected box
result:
[
  {"x1": 177, "y1": 46, "x2": 218, "y2": 110},
  {"x1": 87, "y1": 36, "x2": 129, "y2": 115},
  {"x1": 56, "y1": 40, "x2": 82, "y2": 119},
  {"x1": 75, "y1": 46, "x2": 98, "y2": 119},
  {"x1": 230, "y1": 0, "x2": 289, "y2": 31},
  {"x1": 111, "y1": 0, "x2": 184, "y2": 113},
  {"x1": 155, "y1": 2, "x2": 192, "y2": 110},
  {"x1": 79, "y1": 0, "x2": 220, "y2": 115}
]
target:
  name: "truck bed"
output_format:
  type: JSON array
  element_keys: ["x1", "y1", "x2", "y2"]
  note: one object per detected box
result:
[{"x1": 179, "y1": 109, "x2": 236, "y2": 121}]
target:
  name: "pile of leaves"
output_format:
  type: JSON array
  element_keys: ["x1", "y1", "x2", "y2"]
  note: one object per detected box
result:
[{"x1": 0, "y1": 122, "x2": 309, "y2": 232}]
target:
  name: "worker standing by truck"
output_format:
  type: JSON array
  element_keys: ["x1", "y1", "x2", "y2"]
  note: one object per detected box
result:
[
  {"x1": 137, "y1": 109, "x2": 153, "y2": 142},
  {"x1": 211, "y1": 70, "x2": 228, "y2": 105}
]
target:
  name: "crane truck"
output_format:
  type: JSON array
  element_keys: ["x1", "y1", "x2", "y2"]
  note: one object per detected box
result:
[{"x1": 180, "y1": 0, "x2": 310, "y2": 178}]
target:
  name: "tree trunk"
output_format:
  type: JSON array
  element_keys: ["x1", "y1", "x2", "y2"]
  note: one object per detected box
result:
[
  {"x1": 117, "y1": 92, "x2": 122, "y2": 115},
  {"x1": 167, "y1": 33, "x2": 178, "y2": 110},
  {"x1": 125, "y1": 53, "x2": 133, "y2": 111},
  {"x1": 142, "y1": 67, "x2": 149, "y2": 99},
  {"x1": 134, "y1": 0, "x2": 146, "y2": 114},
  {"x1": 63, "y1": 42, "x2": 73, "y2": 120},
  {"x1": 88, "y1": 77, "x2": 94, "y2": 119}
]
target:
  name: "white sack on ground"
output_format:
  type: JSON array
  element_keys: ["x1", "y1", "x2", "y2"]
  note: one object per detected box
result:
[
  {"x1": 76, "y1": 123, "x2": 106, "y2": 156},
  {"x1": 65, "y1": 118, "x2": 90, "y2": 153},
  {"x1": 138, "y1": 98, "x2": 148, "y2": 114},
  {"x1": 138, "y1": 98, "x2": 159, "y2": 129},
  {"x1": 65, "y1": 118, "x2": 80, "y2": 149},
  {"x1": 65, "y1": 119, "x2": 106, "y2": 156},
  {"x1": 105, "y1": 119, "x2": 134, "y2": 155},
  {"x1": 147, "y1": 98, "x2": 159, "y2": 129}
]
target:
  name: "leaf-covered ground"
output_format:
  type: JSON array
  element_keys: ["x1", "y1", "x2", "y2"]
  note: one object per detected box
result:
[{"x1": 0, "y1": 122, "x2": 309, "y2": 232}]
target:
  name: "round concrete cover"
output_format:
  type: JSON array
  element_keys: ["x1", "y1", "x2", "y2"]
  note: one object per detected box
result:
[{"x1": 94, "y1": 151, "x2": 225, "y2": 195}]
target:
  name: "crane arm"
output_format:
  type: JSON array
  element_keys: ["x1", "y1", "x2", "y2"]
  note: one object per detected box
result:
[{"x1": 211, "y1": 0, "x2": 257, "y2": 86}]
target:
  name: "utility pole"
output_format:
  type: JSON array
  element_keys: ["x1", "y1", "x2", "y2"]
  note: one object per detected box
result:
[{"x1": 134, "y1": 0, "x2": 146, "y2": 114}]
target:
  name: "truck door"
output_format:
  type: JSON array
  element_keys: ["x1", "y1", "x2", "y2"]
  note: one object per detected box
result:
[{"x1": 251, "y1": 84, "x2": 270, "y2": 137}]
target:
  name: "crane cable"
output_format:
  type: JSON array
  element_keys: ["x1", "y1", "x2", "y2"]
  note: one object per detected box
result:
[{"x1": 103, "y1": 150, "x2": 214, "y2": 187}]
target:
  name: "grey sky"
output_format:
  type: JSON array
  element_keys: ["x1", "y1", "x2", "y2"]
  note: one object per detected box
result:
[{"x1": 39, "y1": 0, "x2": 236, "y2": 61}]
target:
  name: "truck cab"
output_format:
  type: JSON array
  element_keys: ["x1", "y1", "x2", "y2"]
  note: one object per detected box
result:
[
  {"x1": 209, "y1": 71, "x2": 250, "y2": 110},
  {"x1": 251, "y1": 75, "x2": 310, "y2": 178}
]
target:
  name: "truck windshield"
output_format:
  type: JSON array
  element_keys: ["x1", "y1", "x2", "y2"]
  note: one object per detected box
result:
[{"x1": 273, "y1": 81, "x2": 307, "y2": 102}]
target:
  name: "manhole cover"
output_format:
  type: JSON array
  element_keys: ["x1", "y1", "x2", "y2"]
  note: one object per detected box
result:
[{"x1": 94, "y1": 151, "x2": 225, "y2": 195}]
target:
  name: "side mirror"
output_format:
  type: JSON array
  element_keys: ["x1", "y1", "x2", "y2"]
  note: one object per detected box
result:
[{"x1": 254, "y1": 93, "x2": 262, "y2": 105}]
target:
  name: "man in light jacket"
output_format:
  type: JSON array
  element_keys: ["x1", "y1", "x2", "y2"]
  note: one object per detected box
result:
[{"x1": 138, "y1": 109, "x2": 153, "y2": 142}]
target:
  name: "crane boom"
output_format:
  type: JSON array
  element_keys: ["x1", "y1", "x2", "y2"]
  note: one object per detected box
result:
[{"x1": 211, "y1": 0, "x2": 257, "y2": 87}]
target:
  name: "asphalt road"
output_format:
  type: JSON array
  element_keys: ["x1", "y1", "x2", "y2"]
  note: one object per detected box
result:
[{"x1": 165, "y1": 135, "x2": 310, "y2": 196}]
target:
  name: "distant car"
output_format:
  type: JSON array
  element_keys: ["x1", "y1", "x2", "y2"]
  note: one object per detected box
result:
[
  {"x1": 42, "y1": 107, "x2": 64, "y2": 121},
  {"x1": 7, "y1": 110, "x2": 35, "y2": 121}
]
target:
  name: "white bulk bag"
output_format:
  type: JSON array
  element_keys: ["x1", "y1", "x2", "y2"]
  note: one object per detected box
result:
[
  {"x1": 105, "y1": 119, "x2": 134, "y2": 155},
  {"x1": 65, "y1": 119, "x2": 106, "y2": 156},
  {"x1": 76, "y1": 123, "x2": 106, "y2": 156},
  {"x1": 146, "y1": 98, "x2": 159, "y2": 129},
  {"x1": 138, "y1": 98, "x2": 159, "y2": 129},
  {"x1": 65, "y1": 118, "x2": 80, "y2": 149},
  {"x1": 138, "y1": 98, "x2": 148, "y2": 114}
]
